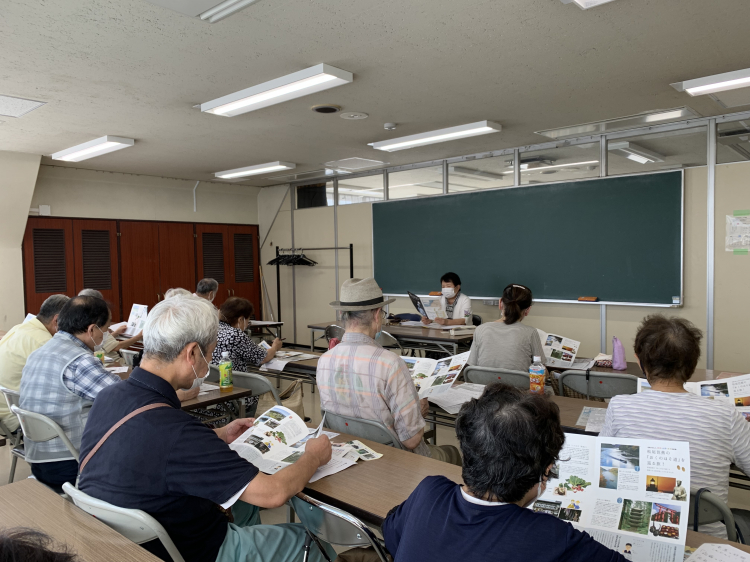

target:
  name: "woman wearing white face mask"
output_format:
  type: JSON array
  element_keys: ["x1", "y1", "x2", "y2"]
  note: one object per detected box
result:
[
  {"x1": 421, "y1": 272, "x2": 472, "y2": 326},
  {"x1": 211, "y1": 297, "x2": 283, "y2": 417}
]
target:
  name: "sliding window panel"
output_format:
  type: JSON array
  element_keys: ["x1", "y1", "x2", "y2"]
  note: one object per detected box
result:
[
  {"x1": 387, "y1": 166, "x2": 443, "y2": 199},
  {"x1": 22, "y1": 217, "x2": 75, "y2": 315},
  {"x1": 296, "y1": 182, "x2": 334, "y2": 209},
  {"x1": 228, "y1": 225, "x2": 261, "y2": 318},
  {"x1": 448, "y1": 155, "x2": 514, "y2": 192},
  {"x1": 607, "y1": 126, "x2": 707, "y2": 176},
  {"x1": 520, "y1": 144, "x2": 601, "y2": 185},
  {"x1": 119, "y1": 221, "x2": 161, "y2": 317},
  {"x1": 717, "y1": 119, "x2": 750, "y2": 165},
  {"x1": 72, "y1": 219, "x2": 120, "y2": 321},
  {"x1": 158, "y1": 222, "x2": 196, "y2": 296},
  {"x1": 338, "y1": 174, "x2": 384, "y2": 204},
  {"x1": 196, "y1": 224, "x2": 231, "y2": 307}
]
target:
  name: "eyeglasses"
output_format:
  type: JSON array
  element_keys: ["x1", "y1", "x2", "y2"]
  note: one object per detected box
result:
[{"x1": 546, "y1": 467, "x2": 559, "y2": 480}]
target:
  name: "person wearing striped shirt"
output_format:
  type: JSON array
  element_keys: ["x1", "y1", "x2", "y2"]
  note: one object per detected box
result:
[{"x1": 599, "y1": 315, "x2": 750, "y2": 538}]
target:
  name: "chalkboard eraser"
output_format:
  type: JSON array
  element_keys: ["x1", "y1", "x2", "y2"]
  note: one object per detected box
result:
[
  {"x1": 578, "y1": 296, "x2": 599, "y2": 302},
  {"x1": 428, "y1": 291, "x2": 442, "y2": 296}
]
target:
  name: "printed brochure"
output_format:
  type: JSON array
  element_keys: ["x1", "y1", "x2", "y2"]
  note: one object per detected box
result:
[
  {"x1": 684, "y1": 374, "x2": 750, "y2": 421},
  {"x1": 408, "y1": 291, "x2": 446, "y2": 321},
  {"x1": 533, "y1": 434, "x2": 690, "y2": 562},
  {"x1": 402, "y1": 351, "x2": 470, "y2": 398},
  {"x1": 122, "y1": 304, "x2": 148, "y2": 337},
  {"x1": 230, "y1": 406, "x2": 356, "y2": 482},
  {"x1": 537, "y1": 329, "x2": 581, "y2": 369}
]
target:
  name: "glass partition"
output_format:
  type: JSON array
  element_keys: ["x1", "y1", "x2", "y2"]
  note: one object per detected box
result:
[
  {"x1": 717, "y1": 119, "x2": 750, "y2": 165},
  {"x1": 607, "y1": 126, "x2": 707, "y2": 176},
  {"x1": 387, "y1": 166, "x2": 443, "y2": 200},
  {"x1": 337, "y1": 174, "x2": 384, "y2": 205},
  {"x1": 448, "y1": 155, "x2": 514, "y2": 192},
  {"x1": 520, "y1": 144, "x2": 601, "y2": 185},
  {"x1": 296, "y1": 182, "x2": 333, "y2": 209}
]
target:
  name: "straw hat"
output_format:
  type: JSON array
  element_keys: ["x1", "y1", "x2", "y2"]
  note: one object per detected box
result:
[{"x1": 329, "y1": 278, "x2": 396, "y2": 311}]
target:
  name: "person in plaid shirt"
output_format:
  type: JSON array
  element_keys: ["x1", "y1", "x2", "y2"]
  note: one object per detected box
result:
[
  {"x1": 317, "y1": 278, "x2": 461, "y2": 465},
  {"x1": 19, "y1": 295, "x2": 121, "y2": 491}
]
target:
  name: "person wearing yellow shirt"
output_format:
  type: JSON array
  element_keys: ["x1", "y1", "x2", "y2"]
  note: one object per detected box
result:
[{"x1": 0, "y1": 295, "x2": 70, "y2": 433}]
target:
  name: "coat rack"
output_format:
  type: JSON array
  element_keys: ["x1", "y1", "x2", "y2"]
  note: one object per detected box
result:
[{"x1": 270, "y1": 244, "x2": 354, "y2": 321}]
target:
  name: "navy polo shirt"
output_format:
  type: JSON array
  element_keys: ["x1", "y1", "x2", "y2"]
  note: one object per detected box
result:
[{"x1": 79, "y1": 367, "x2": 258, "y2": 562}]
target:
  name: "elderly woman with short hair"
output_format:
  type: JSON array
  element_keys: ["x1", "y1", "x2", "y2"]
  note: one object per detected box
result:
[{"x1": 600, "y1": 315, "x2": 750, "y2": 538}]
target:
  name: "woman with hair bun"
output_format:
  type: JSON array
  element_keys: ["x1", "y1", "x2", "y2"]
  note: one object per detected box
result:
[{"x1": 467, "y1": 284, "x2": 545, "y2": 373}]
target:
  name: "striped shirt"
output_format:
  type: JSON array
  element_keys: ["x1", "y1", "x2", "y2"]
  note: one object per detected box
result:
[
  {"x1": 600, "y1": 390, "x2": 750, "y2": 538},
  {"x1": 316, "y1": 332, "x2": 429, "y2": 457}
]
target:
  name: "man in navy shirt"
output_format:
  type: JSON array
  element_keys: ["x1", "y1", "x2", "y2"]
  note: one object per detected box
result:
[
  {"x1": 382, "y1": 384, "x2": 627, "y2": 562},
  {"x1": 79, "y1": 295, "x2": 334, "y2": 562}
]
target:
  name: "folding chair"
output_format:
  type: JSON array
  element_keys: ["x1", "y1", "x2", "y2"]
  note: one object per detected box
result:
[
  {"x1": 291, "y1": 492, "x2": 390, "y2": 562},
  {"x1": 10, "y1": 405, "x2": 79, "y2": 461},
  {"x1": 463, "y1": 365, "x2": 530, "y2": 390},
  {"x1": 323, "y1": 410, "x2": 404, "y2": 450},
  {"x1": 689, "y1": 488, "x2": 739, "y2": 542},
  {"x1": 0, "y1": 386, "x2": 23, "y2": 483},
  {"x1": 376, "y1": 330, "x2": 404, "y2": 355},
  {"x1": 62, "y1": 482, "x2": 185, "y2": 562},
  {"x1": 558, "y1": 370, "x2": 638, "y2": 402},
  {"x1": 233, "y1": 370, "x2": 282, "y2": 405},
  {"x1": 324, "y1": 324, "x2": 345, "y2": 344}
]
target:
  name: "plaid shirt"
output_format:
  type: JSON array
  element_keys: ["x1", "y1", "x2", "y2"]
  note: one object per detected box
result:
[
  {"x1": 316, "y1": 332, "x2": 429, "y2": 457},
  {"x1": 19, "y1": 331, "x2": 121, "y2": 462}
]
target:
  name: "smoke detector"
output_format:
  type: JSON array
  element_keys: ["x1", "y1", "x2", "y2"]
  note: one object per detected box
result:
[
  {"x1": 311, "y1": 105, "x2": 342, "y2": 114},
  {"x1": 341, "y1": 112, "x2": 369, "y2": 120},
  {"x1": 384, "y1": 123, "x2": 397, "y2": 130}
]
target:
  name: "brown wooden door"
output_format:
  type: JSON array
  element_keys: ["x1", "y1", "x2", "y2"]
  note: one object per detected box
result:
[
  {"x1": 72, "y1": 219, "x2": 121, "y2": 321},
  {"x1": 196, "y1": 224, "x2": 231, "y2": 307},
  {"x1": 119, "y1": 221, "x2": 161, "y2": 318},
  {"x1": 22, "y1": 217, "x2": 76, "y2": 315},
  {"x1": 227, "y1": 225, "x2": 261, "y2": 318},
  {"x1": 158, "y1": 223, "x2": 196, "y2": 295}
]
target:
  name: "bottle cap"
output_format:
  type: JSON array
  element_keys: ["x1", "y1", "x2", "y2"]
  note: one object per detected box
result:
[
  {"x1": 222, "y1": 351, "x2": 230, "y2": 358},
  {"x1": 533, "y1": 356, "x2": 541, "y2": 362}
]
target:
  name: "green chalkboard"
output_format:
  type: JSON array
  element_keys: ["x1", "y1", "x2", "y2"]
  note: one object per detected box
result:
[{"x1": 373, "y1": 171, "x2": 683, "y2": 305}]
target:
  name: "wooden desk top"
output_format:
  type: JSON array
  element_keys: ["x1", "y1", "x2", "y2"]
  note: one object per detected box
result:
[
  {"x1": 308, "y1": 321, "x2": 474, "y2": 343},
  {"x1": 0, "y1": 479, "x2": 161, "y2": 561},
  {"x1": 305, "y1": 431, "x2": 750, "y2": 554},
  {"x1": 561, "y1": 361, "x2": 741, "y2": 383}
]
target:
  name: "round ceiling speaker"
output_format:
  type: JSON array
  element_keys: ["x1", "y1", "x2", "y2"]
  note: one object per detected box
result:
[{"x1": 311, "y1": 105, "x2": 342, "y2": 114}]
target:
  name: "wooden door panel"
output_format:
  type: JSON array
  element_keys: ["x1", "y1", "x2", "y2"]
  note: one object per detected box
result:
[
  {"x1": 119, "y1": 221, "x2": 161, "y2": 317},
  {"x1": 228, "y1": 225, "x2": 261, "y2": 318},
  {"x1": 72, "y1": 219, "x2": 120, "y2": 322},
  {"x1": 22, "y1": 218, "x2": 75, "y2": 315},
  {"x1": 196, "y1": 224, "x2": 231, "y2": 307},
  {"x1": 158, "y1": 223, "x2": 196, "y2": 294}
]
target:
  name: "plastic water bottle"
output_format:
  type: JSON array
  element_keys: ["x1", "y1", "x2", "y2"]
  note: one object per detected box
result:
[
  {"x1": 219, "y1": 351, "x2": 233, "y2": 393},
  {"x1": 529, "y1": 356, "x2": 546, "y2": 395}
]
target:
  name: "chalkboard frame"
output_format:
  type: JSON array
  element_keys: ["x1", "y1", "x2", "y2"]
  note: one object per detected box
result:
[{"x1": 371, "y1": 170, "x2": 684, "y2": 308}]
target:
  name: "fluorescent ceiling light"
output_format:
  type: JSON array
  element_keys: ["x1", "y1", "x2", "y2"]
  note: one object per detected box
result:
[
  {"x1": 536, "y1": 107, "x2": 699, "y2": 140},
  {"x1": 608, "y1": 141, "x2": 665, "y2": 164},
  {"x1": 51, "y1": 136, "x2": 134, "y2": 162},
  {"x1": 522, "y1": 160, "x2": 599, "y2": 172},
  {"x1": 572, "y1": 0, "x2": 617, "y2": 8},
  {"x1": 215, "y1": 161, "x2": 295, "y2": 180},
  {"x1": 200, "y1": 0, "x2": 262, "y2": 22},
  {"x1": 370, "y1": 121, "x2": 502, "y2": 152},
  {"x1": 201, "y1": 64, "x2": 353, "y2": 117},
  {"x1": 671, "y1": 67, "x2": 750, "y2": 96}
]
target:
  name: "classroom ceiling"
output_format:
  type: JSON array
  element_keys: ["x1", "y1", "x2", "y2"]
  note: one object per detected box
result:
[{"x1": 2, "y1": 0, "x2": 750, "y2": 188}]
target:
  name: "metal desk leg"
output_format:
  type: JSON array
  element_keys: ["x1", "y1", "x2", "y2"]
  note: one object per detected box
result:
[
  {"x1": 428, "y1": 411, "x2": 437, "y2": 445},
  {"x1": 238, "y1": 399, "x2": 246, "y2": 419},
  {"x1": 310, "y1": 329, "x2": 315, "y2": 352}
]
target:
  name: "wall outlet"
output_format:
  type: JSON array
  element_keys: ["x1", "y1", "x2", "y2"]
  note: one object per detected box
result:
[{"x1": 39, "y1": 205, "x2": 51, "y2": 216}]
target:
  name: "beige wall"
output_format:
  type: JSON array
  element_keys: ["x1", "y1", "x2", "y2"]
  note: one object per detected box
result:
[
  {"x1": 0, "y1": 151, "x2": 41, "y2": 329},
  {"x1": 31, "y1": 165, "x2": 261, "y2": 224}
]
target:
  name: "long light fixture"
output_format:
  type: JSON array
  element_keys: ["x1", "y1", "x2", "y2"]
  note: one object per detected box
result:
[
  {"x1": 671, "y1": 67, "x2": 750, "y2": 96},
  {"x1": 560, "y1": 0, "x2": 618, "y2": 9},
  {"x1": 201, "y1": 64, "x2": 353, "y2": 117},
  {"x1": 608, "y1": 141, "x2": 664, "y2": 164},
  {"x1": 199, "y1": 0, "x2": 262, "y2": 23},
  {"x1": 50, "y1": 136, "x2": 134, "y2": 162},
  {"x1": 215, "y1": 161, "x2": 295, "y2": 180},
  {"x1": 522, "y1": 160, "x2": 599, "y2": 172},
  {"x1": 369, "y1": 121, "x2": 502, "y2": 152}
]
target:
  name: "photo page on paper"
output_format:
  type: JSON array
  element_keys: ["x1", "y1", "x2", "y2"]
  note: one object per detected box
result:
[
  {"x1": 684, "y1": 374, "x2": 750, "y2": 421},
  {"x1": 407, "y1": 351, "x2": 470, "y2": 398},
  {"x1": 533, "y1": 433, "x2": 691, "y2": 562},
  {"x1": 537, "y1": 329, "x2": 581, "y2": 369},
  {"x1": 123, "y1": 304, "x2": 148, "y2": 337}
]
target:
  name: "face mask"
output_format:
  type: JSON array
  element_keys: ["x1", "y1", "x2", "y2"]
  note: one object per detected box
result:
[
  {"x1": 91, "y1": 326, "x2": 105, "y2": 351},
  {"x1": 442, "y1": 287, "x2": 456, "y2": 298},
  {"x1": 189, "y1": 345, "x2": 209, "y2": 390}
]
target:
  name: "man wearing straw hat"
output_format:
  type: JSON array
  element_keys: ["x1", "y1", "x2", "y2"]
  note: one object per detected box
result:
[{"x1": 317, "y1": 278, "x2": 461, "y2": 465}]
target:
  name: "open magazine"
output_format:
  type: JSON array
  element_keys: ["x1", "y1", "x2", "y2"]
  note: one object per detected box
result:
[
  {"x1": 537, "y1": 329, "x2": 581, "y2": 369},
  {"x1": 684, "y1": 374, "x2": 750, "y2": 421},
  {"x1": 230, "y1": 406, "x2": 356, "y2": 482},
  {"x1": 402, "y1": 351, "x2": 470, "y2": 398},
  {"x1": 408, "y1": 291, "x2": 446, "y2": 321},
  {"x1": 111, "y1": 304, "x2": 148, "y2": 337},
  {"x1": 533, "y1": 434, "x2": 690, "y2": 562}
]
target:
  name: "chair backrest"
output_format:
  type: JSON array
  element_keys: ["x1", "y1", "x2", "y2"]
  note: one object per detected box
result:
[
  {"x1": 376, "y1": 330, "x2": 403, "y2": 353},
  {"x1": 463, "y1": 365, "x2": 529, "y2": 389},
  {"x1": 232, "y1": 371, "x2": 281, "y2": 405},
  {"x1": 471, "y1": 314, "x2": 482, "y2": 327},
  {"x1": 10, "y1": 405, "x2": 79, "y2": 461},
  {"x1": 688, "y1": 488, "x2": 737, "y2": 542},
  {"x1": 207, "y1": 364, "x2": 220, "y2": 383},
  {"x1": 0, "y1": 386, "x2": 20, "y2": 409},
  {"x1": 291, "y1": 492, "x2": 390, "y2": 561},
  {"x1": 325, "y1": 324, "x2": 345, "y2": 342},
  {"x1": 322, "y1": 410, "x2": 404, "y2": 450},
  {"x1": 120, "y1": 349, "x2": 139, "y2": 367},
  {"x1": 558, "y1": 370, "x2": 639, "y2": 400},
  {"x1": 62, "y1": 483, "x2": 185, "y2": 562}
]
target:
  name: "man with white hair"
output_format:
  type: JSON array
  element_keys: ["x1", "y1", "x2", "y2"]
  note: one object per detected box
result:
[{"x1": 78, "y1": 295, "x2": 334, "y2": 562}]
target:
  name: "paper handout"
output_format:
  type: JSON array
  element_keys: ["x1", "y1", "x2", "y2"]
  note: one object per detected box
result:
[
  {"x1": 230, "y1": 406, "x2": 356, "y2": 482},
  {"x1": 684, "y1": 373, "x2": 750, "y2": 421},
  {"x1": 428, "y1": 383, "x2": 486, "y2": 414},
  {"x1": 403, "y1": 351, "x2": 470, "y2": 398},
  {"x1": 123, "y1": 304, "x2": 148, "y2": 337},
  {"x1": 537, "y1": 329, "x2": 581, "y2": 369},
  {"x1": 408, "y1": 291, "x2": 446, "y2": 320},
  {"x1": 533, "y1": 433, "x2": 691, "y2": 562}
]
